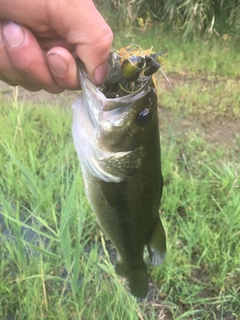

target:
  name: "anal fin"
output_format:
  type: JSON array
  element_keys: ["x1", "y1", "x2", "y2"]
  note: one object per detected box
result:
[{"x1": 147, "y1": 217, "x2": 166, "y2": 265}]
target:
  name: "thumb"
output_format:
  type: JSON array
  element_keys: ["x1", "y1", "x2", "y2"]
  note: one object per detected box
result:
[{"x1": 48, "y1": 0, "x2": 113, "y2": 85}]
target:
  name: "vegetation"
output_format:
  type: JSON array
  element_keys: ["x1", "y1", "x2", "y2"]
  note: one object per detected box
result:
[
  {"x1": 96, "y1": 0, "x2": 240, "y2": 38},
  {"x1": 0, "y1": 27, "x2": 240, "y2": 319}
]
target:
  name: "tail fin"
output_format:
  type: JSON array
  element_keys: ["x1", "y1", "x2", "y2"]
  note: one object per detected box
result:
[
  {"x1": 129, "y1": 265, "x2": 148, "y2": 298},
  {"x1": 147, "y1": 217, "x2": 166, "y2": 265},
  {"x1": 115, "y1": 261, "x2": 148, "y2": 298}
]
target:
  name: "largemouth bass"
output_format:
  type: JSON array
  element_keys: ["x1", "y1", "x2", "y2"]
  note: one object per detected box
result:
[{"x1": 72, "y1": 51, "x2": 166, "y2": 298}]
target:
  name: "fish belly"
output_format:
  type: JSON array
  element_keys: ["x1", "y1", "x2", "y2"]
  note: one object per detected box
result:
[{"x1": 82, "y1": 167, "x2": 165, "y2": 298}]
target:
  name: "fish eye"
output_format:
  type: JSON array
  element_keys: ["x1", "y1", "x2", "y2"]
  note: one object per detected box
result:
[{"x1": 136, "y1": 108, "x2": 152, "y2": 126}]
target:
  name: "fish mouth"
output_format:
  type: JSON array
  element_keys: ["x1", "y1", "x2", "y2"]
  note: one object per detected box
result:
[{"x1": 77, "y1": 60, "x2": 152, "y2": 111}]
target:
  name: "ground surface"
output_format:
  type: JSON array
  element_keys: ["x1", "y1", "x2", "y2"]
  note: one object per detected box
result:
[
  {"x1": 1, "y1": 79, "x2": 239, "y2": 319},
  {"x1": 1, "y1": 79, "x2": 239, "y2": 151}
]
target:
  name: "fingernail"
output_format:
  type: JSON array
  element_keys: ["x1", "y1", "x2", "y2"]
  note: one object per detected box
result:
[
  {"x1": 47, "y1": 53, "x2": 69, "y2": 76},
  {"x1": 2, "y1": 21, "x2": 24, "y2": 48},
  {"x1": 94, "y1": 61, "x2": 109, "y2": 85}
]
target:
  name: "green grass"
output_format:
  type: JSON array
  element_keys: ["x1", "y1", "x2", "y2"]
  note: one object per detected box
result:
[
  {"x1": 113, "y1": 29, "x2": 240, "y2": 118},
  {"x1": 0, "y1": 31, "x2": 240, "y2": 319},
  {"x1": 113, "y1": 29, "x2": 240, "y2": 77}
]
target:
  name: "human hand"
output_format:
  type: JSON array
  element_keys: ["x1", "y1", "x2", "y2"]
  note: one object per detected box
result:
[{"x1": 0, "y1": 0, "x2": 113, "y2": 93}]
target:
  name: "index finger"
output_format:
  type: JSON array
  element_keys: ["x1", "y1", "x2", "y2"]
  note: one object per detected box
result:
[{"x1": 47, "y1": 0, "x2": 113, "y2": 85}]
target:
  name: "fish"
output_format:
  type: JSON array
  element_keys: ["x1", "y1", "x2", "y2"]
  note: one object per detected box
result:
[{"x1": 72, "y1": 52, "x2": 166, "y2": 298}]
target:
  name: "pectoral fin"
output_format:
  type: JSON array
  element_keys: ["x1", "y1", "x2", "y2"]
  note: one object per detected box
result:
[
  {"x1": 99, "y1": 146, "x2": 143, "y2": 180},
  {"x1": 147, "y1": 218, "x2": 166, "y2": 265}
]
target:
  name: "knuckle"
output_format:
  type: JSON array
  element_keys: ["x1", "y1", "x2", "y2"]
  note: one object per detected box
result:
[
  {"x1": 0, "y1": 78, "x2": 16, "y2": 86},
  {"x1": 23, "y1": 85, "x2": 40, "y2": 92},
  {"x1": 88, "y1": 24, "x2": 113, "y2": 58},
  {"x1": 45, "y1": 86, "x2": 64, "y2": 94},
  {"x1": 96, "y1": 26, "x2": 113, "y2": 51},
  {"x1": 14, "y1": 58, "x2": 36, "y2": 73}
]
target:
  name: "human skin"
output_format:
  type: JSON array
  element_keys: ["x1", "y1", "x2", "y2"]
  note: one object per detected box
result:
[{"x1": 0, "y1": 0, "x2": 113, "y2": 93}]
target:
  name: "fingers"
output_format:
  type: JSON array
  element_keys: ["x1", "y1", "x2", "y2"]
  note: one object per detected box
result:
[
  {"x1": 76, "y1": 25, "x2": 113, "y2": 85},
  {"x1": 47, "y1": 0, "x2": 113, "y2": 85},
  {"x1": 0, "y1": 21, "x2": 80, "y2": 92},
  {"x1": 0, "y1": 0, "x2": 113, "y2": 92},
  {"x1": 46, "y1": 47, "x2": 79, "y2": 89},
  {"x1": 0, "y1": 21, "x2": 38, "y2": 91}
]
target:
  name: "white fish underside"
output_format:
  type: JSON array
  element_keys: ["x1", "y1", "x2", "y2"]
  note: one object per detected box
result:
[{"x1": 72, "y1": 69, "x2": 147, "y2": 183}]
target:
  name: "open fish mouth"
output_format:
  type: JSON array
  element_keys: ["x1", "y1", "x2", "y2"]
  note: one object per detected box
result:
[
  {"x1": 77, "y1": 43, "x2": 168, "y2": 110},
  {"x1": 77, "y1": 60, "x2": 152, "y2": 112},
  {"x1": 98, "y1": 44, "x2": 167, "y2": 98},
  {"x1": 99, "y1": 53, "x2": 151, "y2": 98}
]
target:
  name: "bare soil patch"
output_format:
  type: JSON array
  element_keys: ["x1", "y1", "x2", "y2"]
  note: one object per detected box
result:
[{"x1": 159, "y1": 108, "x2": 240, "y2": 151}]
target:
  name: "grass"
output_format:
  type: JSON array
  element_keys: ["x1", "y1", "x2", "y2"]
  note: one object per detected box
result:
[
  {"x1": 0, "y1": 30, "x2": 240, "y2": 319},
  {"x1": 113, "y1": 29, "x2": 240, "y2": 77},
  {"x1": 113, "y1": 29, "x2": 240, "y2": 118}
]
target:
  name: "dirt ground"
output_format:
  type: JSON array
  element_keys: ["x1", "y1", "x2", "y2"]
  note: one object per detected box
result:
[{"x1": 1, "y1": 81, "x2": 239, "y2": 152}]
